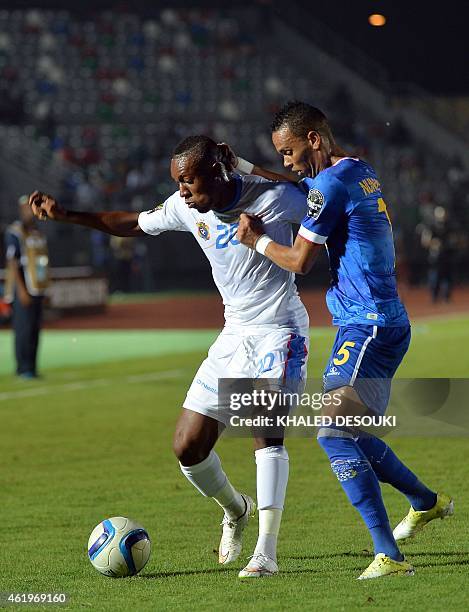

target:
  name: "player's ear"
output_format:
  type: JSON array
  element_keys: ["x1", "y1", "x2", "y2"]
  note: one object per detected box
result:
[{"x1": 307, "y1": 130, "x2": 321, "y2": 150}]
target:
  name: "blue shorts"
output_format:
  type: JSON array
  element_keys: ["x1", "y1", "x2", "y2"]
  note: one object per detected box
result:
[{"x1": 323, "y1": 324, "x2": 411, "y2": 415}]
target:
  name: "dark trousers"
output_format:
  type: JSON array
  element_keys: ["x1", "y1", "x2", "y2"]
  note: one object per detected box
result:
[
  {"x1": 428, "y1": 267, "x2": 452, "y2": 303},
  {"x1": 12, "y1": 295, "x2": 43, "y2": 375}
]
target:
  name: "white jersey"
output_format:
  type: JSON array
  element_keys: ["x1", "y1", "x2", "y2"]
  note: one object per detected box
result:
[{"x1": 138, "y1": 175, "x2": 309, "y2": 333}]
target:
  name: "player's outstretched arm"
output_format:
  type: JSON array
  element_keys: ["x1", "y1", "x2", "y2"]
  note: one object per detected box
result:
[
  {"x1": 29, "y1": 191, "x2": 143, "y2": 237},
  {"x1": 236, "y1": 212, "x2": 322, "y2": 275}
]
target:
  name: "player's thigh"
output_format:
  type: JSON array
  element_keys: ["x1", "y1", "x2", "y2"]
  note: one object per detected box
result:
[
  {"x1": 248, "y1": 328, "x2": 309, "y2": 444},
  {"x1": 252, "y1": 328, "x2": 309, "y2": 393},
  {"x1": 183, "y1": 330, "x2": 245, "y2": 426},
  {"x1": 323, "y1": 324, "x2": 410, "y2": 415},
  {"x1": 357, "y1": 325, "x2": 410, "y2": 413}
]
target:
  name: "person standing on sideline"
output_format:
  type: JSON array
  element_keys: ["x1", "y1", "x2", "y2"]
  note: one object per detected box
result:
[{"x1": 4, "y1": 194, "x2": 49, "y2": 378}]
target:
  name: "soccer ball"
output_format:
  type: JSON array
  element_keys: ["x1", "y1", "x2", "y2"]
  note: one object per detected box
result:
[{"x1": 87, "y1": 516, "x2": 151, "y2": 577}]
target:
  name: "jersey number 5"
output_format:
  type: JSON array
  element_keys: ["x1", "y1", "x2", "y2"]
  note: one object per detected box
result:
[{"x1": 333, "y1": 341, "x2": 356, "y2": 366}]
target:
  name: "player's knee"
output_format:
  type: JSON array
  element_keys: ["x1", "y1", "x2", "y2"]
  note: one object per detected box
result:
[
  {"x1": 253, "y1": 437, "x2": 285, "y2": 451},
  {"x1": 322, "y1": 385, "x2": 365, "y2": 419},
  {"x1": 172, "y1": 429, "x2": 209, "y2": 466},
  {"x1": 316, "y1": 426, "x2": 355, "y2": 458}
]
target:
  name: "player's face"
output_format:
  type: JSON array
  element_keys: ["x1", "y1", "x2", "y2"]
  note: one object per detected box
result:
[
  {"x1": 170, "y1": 157, "x2": 217, "y2": 213},
  {"x1": 272, "y1": 127, "x2": 318, "y2": 178}
]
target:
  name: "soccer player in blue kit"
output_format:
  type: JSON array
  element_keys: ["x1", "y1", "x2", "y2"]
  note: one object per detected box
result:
[{"x1": 236, "y1": 101, "x2": 453, "y2": 579}]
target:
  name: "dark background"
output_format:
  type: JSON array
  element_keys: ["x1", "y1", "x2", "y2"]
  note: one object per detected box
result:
[
  {"x1": 297, "y1": 0, "x2": 469, "y2": 95},
  {"x1": 6, "y1": 0, "x2": 469, "y2": 94},
  {"x1": 0, "y1": 0, "x2": 467, "y2": 292}
]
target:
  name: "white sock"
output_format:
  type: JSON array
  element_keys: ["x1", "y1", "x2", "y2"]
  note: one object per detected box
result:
[
  {"x1": 254, "y1": 509, "x2": 283, "y2": 561},
  {"x1": 253, "y1": 445, "x2": 289, "y2": 561},
  {"x1": 179, "y1": 450, "x2": 245, "y2": 520},
  {"x1": 212, "y1": 479, "x2": 246, "y2": 520}
]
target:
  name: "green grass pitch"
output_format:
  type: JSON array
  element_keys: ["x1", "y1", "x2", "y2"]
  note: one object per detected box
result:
[{"x1": 0, "y1": 317, "x2": 467, "y2": 610}]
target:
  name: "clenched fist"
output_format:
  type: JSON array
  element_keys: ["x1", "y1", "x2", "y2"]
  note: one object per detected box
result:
[
  {"x1": 29, "y1": 191, "x2": 67, "y2": 222},
  {"x1": 236, "y1": 212, "x2": 265, "y2": 249}
]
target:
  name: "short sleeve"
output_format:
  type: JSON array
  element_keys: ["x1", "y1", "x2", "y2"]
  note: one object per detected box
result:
[
  {"x1": 275, "y1": 182, "x2": 309, "y2": 224},
  {"x1": 298, "y1": 175, "x2": 349, "y2": 244},
  {"x1": 138, "y1": 192, "x2": 188, "y2": 236},
  {"x1": 5, "y1": 231, "x2": 20, "y2": 260}
]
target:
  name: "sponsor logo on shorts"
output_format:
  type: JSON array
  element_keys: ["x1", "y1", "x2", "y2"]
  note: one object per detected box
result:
[
  {"x1": 197, "y1": 221, "x2": 210, "y2": 241},
  {"x1": 196, "y1": 378, "x2": 217, "y2": 394},
  {"x1": 307, "y1": 189, "x2": 324, "y2": 219},
  {"x1": 327, "y1": 366, "x2": 340, "y2": 376}
]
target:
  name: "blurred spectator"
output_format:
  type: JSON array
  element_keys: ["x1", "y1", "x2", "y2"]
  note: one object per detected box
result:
[
  {"x1": 131, "y1": 241, "x2": 154, "y2": 293},
  {"x1": 418, "y1": 206, "x2": 457, "y2": 302},
  {"x1": 90, "y1": 230, "x2": 110, "y2": 275},
  {"x1": 3, "y1": 196, "x2": 49, "y2": 378},
  {"x1": 0, "y1": 84, "x2": 25, "y2": 124},
  {"x1": 109, "y1": 235, "x2": 134, "y2": 294},
  {"x1": 75, "y1": 172, "x2": 99, "y2": 210}
]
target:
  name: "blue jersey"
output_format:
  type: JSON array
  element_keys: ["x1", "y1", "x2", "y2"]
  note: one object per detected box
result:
[{"x1": 298, "y1": 158, "x2": 408, "y2": 327}]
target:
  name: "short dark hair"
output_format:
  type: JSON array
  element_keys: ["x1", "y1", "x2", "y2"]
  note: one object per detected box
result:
[
  {"x1": 271, "y1": 101, "x2": 331, "y2": 139},
  {"x1": 172, "y1": 135, "x2": 218, "y2": 169}
]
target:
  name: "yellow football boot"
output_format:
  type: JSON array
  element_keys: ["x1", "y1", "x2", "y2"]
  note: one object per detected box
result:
[
  {"x1": 357, "y1": 553, "x2": 415, "y2": 580},
  {"x1": 393, "y1": 492, "x2": 454, "y2": 543}
]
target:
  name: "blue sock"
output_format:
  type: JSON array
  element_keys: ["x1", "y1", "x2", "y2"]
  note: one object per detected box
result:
[
  {"x1": 317, "y1": 427, "x2": 402, "y2": 561},
  {"x1": 357, "y1": 434, "x2": 437, "y2": 511}
]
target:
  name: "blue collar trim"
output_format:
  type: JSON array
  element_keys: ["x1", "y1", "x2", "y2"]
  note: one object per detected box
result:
[{"x1": 218, "y1": 175, "x2": 242, "y2": 214}]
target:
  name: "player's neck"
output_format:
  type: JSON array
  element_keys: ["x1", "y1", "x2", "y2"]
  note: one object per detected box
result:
[
  {"x1": 329, "y1": 145, "x2": 351, "y2": 167},
  {"x1": 312, "y1": 145, "x2": 351, "y2": 176},
  {"x1": 212, "y1": 178, "x2": 238, "y2": 212}
]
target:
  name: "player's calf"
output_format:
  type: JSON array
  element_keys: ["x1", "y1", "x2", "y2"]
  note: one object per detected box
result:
[
  {"x1": 174, "y1": 408, "x2": 251, "y2": 562},
  {"x1": 317, "y1": 423, "x2": 403, "y2": 563}
]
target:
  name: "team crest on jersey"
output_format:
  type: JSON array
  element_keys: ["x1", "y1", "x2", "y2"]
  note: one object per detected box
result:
[
  {"x1": 197, "y1": 221, "x2": 210, "y2": 241},
  {"x1": 307, "y1": 189, "x2": 324, "y2": 220},
  {"x1": 146, "y1": 203, "x2": 164, "y2": 214}
]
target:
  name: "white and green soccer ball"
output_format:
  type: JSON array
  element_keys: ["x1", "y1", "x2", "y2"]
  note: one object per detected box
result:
[{"x1": 88, "y1": 516, "x2": 151, "y2": 577}]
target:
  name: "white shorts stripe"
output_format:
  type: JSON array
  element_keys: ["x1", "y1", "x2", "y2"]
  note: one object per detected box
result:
[{"x1": 350, "y1": 325, "x2": 378, "y2": 385}]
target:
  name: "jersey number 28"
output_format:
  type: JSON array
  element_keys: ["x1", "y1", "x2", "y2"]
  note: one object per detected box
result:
[{"x1": 216, "y1": 224, "x2": 240, "y2": 249}]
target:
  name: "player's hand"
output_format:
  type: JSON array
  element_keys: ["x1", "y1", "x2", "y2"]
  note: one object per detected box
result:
[
  {"x1": 236, "y1": 213, "x2": 265, "y2": 249},
  {"x1": 29, "y1": 191, "x2": 67, "y2": 222},
  {"x1": 217, "y1": 142, "x2": 238, "y2": 173},
  {"x1": 18, "y1": 287, "x2": 32, "y2": 307}
]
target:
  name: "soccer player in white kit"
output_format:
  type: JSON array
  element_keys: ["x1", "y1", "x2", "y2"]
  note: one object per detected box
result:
[{"x1": 29, "y1": 135, "x2": 309, "y2": 578}]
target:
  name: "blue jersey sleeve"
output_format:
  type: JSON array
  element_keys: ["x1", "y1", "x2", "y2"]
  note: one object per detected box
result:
[
  {"x1": 298, "y1": 175, "x2": 349, "y2": 244},
  {"x1": 5, "y1": 230, "x2": 21, "y2": 261}
]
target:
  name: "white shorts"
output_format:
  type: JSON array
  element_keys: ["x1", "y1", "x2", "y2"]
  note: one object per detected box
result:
[{"x1": 183, "y1": 326, "x2": 309, "y2": 425}]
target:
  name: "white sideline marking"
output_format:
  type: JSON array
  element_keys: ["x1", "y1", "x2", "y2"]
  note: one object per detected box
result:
[{"x1": 0, "y1": 370, "x2": 183, "y2": 402}]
